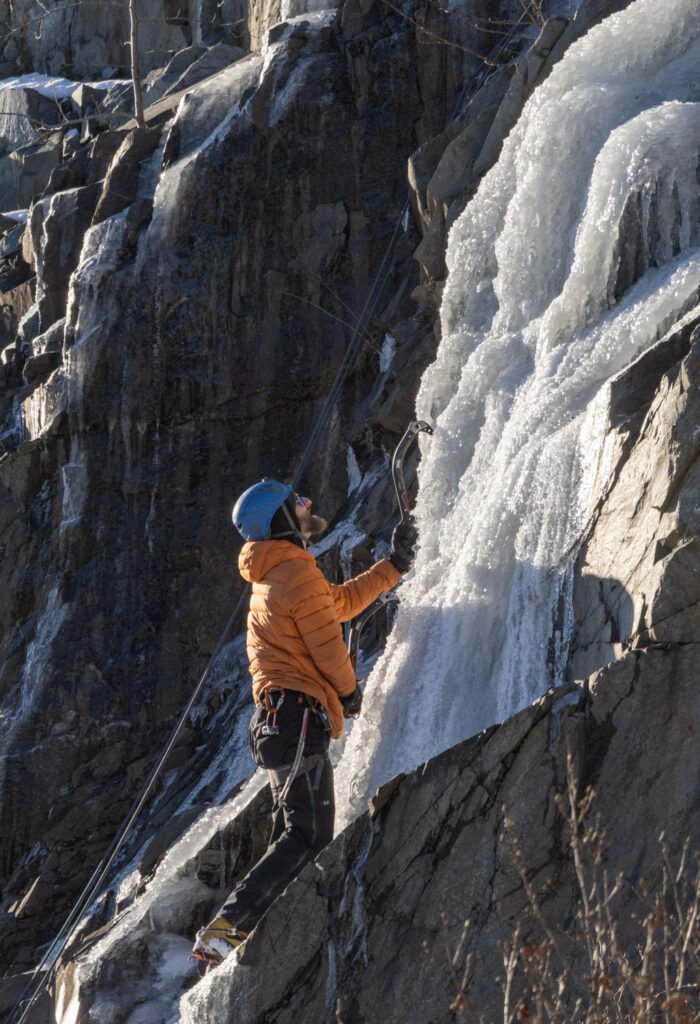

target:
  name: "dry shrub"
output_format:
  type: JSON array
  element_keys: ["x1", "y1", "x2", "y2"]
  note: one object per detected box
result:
[{"x1": 431, "y1": 750, "x2": 699, "y2": 1024}]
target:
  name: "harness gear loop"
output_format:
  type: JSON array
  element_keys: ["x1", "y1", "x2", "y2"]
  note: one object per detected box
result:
[
  {"x1": 310, "y1": 695, "x2": 331, "y2": 732},
  {"x1": 262, "y1": 688, "x2": 285, "y2": 736}
]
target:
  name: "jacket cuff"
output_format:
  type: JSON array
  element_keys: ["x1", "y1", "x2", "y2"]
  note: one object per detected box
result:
[
  {"x1": 376, "y1": 557, "x2": 402, "y2": 586},
  {"x1": 336, "y1": 680, "x2": 358, "y2": 698}
]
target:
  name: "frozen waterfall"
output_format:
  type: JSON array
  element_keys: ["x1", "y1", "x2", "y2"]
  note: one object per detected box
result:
[{"x1": 335, "y1": 0, "x2": 700, "y2": 827}]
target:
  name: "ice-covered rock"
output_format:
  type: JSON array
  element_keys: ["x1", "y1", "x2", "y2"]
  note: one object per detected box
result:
[
  {"x1": 1, "y1": 0, "x2": 699, "y2": 1020},
  {"x1": 91, "y1": 126, "x2": 163, "y2": 225},
  {"x1": 0, "y1": 0, "x2": 493, "y2": 985},
  {"x1": 335, "y1": 0, "x2": 700, "y2": 826},
  {"x1": 26, "y1": 182, "x2": 104, "y2": 331},
  {"x1": 178, "y1": 645, "x2": 699, "y2": 1024}
]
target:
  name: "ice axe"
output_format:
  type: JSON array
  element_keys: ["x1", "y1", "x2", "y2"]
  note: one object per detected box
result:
[
  {"x1": 391, "y1": 419, "x2": 434, "y2": 524},
  {"x1": 347, "y1": 419, "x2": 434, "y2": 671}
]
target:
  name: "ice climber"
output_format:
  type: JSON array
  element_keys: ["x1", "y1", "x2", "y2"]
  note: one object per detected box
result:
[{"x1": 192, "y1": 479, "x2": 416, "y2": 965}]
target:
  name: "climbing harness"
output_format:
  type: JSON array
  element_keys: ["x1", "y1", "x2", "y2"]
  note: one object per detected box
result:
[{"x1": 264, "y1": 696, "x2": 329, "y2": 801}]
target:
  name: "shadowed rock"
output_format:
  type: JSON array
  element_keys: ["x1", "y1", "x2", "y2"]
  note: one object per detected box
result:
[{"x1": 175, "y1": 645, "x2": 698, "y2": 1024}]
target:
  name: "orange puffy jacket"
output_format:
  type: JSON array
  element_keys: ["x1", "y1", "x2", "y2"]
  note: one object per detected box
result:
[{"x1": 239, "y1": 540, "x2": 401, "y2": 737}]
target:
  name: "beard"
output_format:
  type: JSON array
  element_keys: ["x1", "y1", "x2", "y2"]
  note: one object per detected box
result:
[{"x1": 296, "y1": 509, "x2": 328, "y2": 539}]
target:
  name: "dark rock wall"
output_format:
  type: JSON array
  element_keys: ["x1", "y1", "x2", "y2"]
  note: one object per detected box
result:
[
  {"x1": 39, "y1": 283, "x2": 698, "y2": 1024},
  {"x1": 184, "y1": 644, "x2": 700, "y2": 1024},
  {"x1": 3, "y1": 0, "x2": 692, "y2": 1016},
  {"x1": 0, "y1": 0, "x2": 523, "y2": 979}
]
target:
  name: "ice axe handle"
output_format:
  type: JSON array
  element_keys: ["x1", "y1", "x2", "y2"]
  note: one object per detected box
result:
[
  {"x1": 391, "y1": 419, "x2": 433, "y2": 524},
  {"x1": 346, "y1": 421, "x2": 432, "y2": 676}
]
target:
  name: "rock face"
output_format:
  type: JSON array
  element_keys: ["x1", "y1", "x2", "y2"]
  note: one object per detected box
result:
[
  {"x1": 567, "y1": 320, "x2": 700, "y2": 680},
  {"x1": 42, "y1": 281, "x2": 700, "y2": 1024},
  {"x1": 0, "y1": 0, "x2": 188, "y2": 80},
  {"x1": 0, "y1": 0, "x2": 522, "y2": 986},
  {"x1": 0, "y1": 0, "x2": 698, "y2": 1020},
  {"x1": 178, "y1": 644, "x2": 698, "y2": 1024},
  {"x1": 44, "y1": 640, "x2": 699, "y2": 1024}
]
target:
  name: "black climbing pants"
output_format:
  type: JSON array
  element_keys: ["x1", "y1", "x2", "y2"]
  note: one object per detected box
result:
[{"x1": 220, "y1": 689, "x2": 334, "y2": 933}]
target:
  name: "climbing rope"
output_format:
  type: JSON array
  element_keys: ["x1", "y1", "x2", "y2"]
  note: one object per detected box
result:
[
  {"x1": 450, "y1": 9, "x2": 529, "y2": 119},
  {"x1": 292, "y1": 198, "x2": 410, "y2": 488}
]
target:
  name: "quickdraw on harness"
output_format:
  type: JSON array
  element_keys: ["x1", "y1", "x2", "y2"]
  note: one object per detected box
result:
[{"x1": 261, "y1": 687, "x2": 285, "y2": 736}]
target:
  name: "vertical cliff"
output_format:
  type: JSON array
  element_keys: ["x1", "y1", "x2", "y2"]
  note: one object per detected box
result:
[
  {"x1": 0, "y1": 0, "x2": 698, "y2": 1019},
  {"x1": 0, "y1": 0, "x2": 531, "y2": 995}
]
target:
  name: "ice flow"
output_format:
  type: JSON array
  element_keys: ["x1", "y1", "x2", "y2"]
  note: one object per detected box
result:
[{"x1": 336, "y1": 0, "x2": 700, "y2": 827}]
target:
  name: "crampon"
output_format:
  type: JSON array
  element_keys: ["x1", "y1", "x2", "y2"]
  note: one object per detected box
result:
[{"x1": 191, "y1": 916, "x2": 248, "y2": 968}]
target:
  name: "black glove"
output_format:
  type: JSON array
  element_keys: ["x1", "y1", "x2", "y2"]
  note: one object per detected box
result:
[
  {"x1": 340, "y1": 683, "x2": 363, "y2": 718},
  {"x1": 389, "y1": 518, "x2": 418, "y2": 574}
]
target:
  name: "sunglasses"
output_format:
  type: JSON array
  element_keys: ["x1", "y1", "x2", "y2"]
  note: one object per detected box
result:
[{"x1": 296, "y1": 494, "x2": 312, "y2": 509}]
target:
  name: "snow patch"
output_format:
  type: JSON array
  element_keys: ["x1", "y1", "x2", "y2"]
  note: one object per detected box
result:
[
  {"x1": 0, "y1": 73, "x2": 122, "y2": 100},
  {"x1": 281, "y1": 0, "x2": 340, "y2": 18},
  {"x1": 379, "y1": 332, "x2": 396, "y2": 375},
  {"x1": 346, "y1": 445, "x2": 362, "y2": 494}
]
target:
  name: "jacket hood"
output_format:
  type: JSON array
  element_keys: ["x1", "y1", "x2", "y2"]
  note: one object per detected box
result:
[{"x1": 239, "y1": 540, "x2": 315, "y2": 583}]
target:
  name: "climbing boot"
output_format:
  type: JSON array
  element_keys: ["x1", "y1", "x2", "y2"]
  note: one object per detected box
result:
[{"x1": 191, "y1": 915, "x2": 248, "y2": 966}]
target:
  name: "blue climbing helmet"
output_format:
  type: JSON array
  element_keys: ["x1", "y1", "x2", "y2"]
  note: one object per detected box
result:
[{"x1": 232, "y1": 479, "x2": 292, "y2": 541}]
